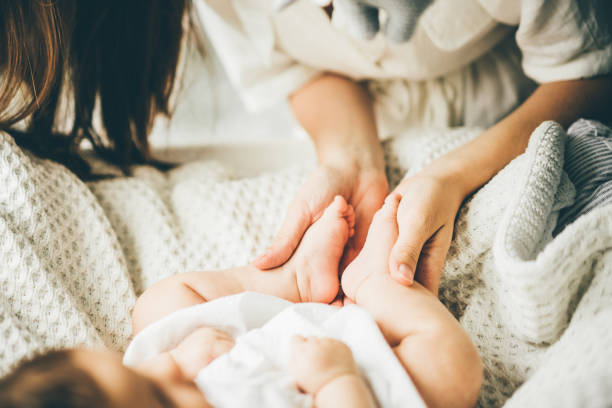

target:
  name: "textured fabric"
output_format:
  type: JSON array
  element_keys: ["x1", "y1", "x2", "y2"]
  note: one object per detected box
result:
[
  {"x1": 555, "y1": 119, "x2": 612, "y2": 234},
  {"x1": 323, "y1": 0, "x2": 432, "y2": 43},
  {"x1": 197, "y1": 0, "x2": 531, "y2": 137},
  {"x1": 196, "y1": 0, "x2": 612, "y2": 118},
  {"x1": 276, "y1": 0, "x2": 432, "y2": 43},
  {"x1": 1, "y1": 122, "x2": 612, "y2": 407},
  {"x1": 514, "y1": 0, "x2": 612, "y2": 84}
]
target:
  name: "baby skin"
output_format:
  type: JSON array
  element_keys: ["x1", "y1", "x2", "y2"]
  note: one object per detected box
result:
[
  {"x1": 132, "y1": 195, "x2": 483, "y2": 408},
  {"x1": 0, "y1": 198, "x2": 373, "y2": 408},
  {"x1": 0, "y1": 328, "x2": 364, "y2": 408},
  {"x1": 0, "y1": 197, "x2": 482, "y2": 408},
  {"x1": 132, "y1": 195, "x2": 356, "y2": 331}
]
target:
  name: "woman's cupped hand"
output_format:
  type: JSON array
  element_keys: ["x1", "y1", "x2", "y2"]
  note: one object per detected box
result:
[{"x1": 252, "y1": 160, "x2": 388, "y2": 272}]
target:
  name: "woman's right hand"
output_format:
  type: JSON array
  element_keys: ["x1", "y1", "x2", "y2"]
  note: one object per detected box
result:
[
  {"x1": 255, "y1": 74, "x2": 387, "y2": 293},
  {"x1": 253, "y1": 160, "x2": 388, "y2": 271}
]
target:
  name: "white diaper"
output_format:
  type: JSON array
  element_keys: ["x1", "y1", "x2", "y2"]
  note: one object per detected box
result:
[{"x1": 123, "y1": 292, "x2": 423, "y2": 408}]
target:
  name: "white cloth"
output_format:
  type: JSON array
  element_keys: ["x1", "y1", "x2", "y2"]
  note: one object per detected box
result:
[
  {"x1": 194, "y1": 0, "x2": 612, "y2": 136},
  {"x1": 2, "y1": 123, "x2": 612, "y2": 406},
  {"x1": 123, "y1": 292, "x2": 423, "y2": 408}
]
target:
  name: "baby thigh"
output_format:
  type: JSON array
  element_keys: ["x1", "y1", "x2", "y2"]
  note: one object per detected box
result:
[{"x1": 389, "y1": 284, "x2": 483, "y2": 408}]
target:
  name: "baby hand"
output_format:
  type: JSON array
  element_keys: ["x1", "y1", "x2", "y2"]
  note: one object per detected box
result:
[
  {"x1": 170, "y1": 327, "x2": 235, "y2": 380},
  {"x1": 290, "y1": 336, "x2": 359, "y2": 395}
]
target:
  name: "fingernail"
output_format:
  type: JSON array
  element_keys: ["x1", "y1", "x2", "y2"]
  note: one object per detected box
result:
[{"x1": 398, "y1": 264, "x2": 414, "y2": 284}]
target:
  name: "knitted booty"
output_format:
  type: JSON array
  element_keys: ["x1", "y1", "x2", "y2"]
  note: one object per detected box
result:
[{"x1": 277, "y1": 0, "x2": 432, "y2": 43}]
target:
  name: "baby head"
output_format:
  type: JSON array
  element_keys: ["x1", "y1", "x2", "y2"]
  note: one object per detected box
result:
[
  {"x1": 0, "y1": 335, "x2": 361, "y2": 407},
  {"x1": 0, "y1": 349, "x2": 209, "y2": 408}
]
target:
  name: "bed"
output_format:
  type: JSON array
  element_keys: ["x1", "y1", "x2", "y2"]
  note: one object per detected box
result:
[
  {"x1": 2, "y1": 37, "x2": 612, "y2": 405},
  {"x1": 2, "y1": 116, "x2": 612, "y2": 406}
]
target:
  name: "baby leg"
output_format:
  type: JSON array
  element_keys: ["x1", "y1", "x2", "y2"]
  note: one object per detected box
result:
[
  {"x1": 133, "y1": 197, "x2": 354, "y2": 334},
  {"x1": 342, "y1": 195, "x2": 483, "y2": 408}
]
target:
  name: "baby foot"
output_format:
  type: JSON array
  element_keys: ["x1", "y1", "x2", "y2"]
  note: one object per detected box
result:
[
  {"x1": 341, "y1": 194, "x2": 401, "y2": 300},
  {"x1": 289, "y1": 196, "x2": 355, "y2": 303}
]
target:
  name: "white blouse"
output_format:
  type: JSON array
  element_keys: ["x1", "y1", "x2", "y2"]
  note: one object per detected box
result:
[{"x1": 193, "y1": 0, "x2": 612, "y2": 134}]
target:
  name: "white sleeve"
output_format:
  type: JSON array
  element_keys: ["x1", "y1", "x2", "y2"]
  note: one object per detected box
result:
[
  {"x1": 192, "y1": 0, "x2": 322, "y2": 112},
  {"x1": 516, "y1": 0, "x2": 612, "y2": 83}
]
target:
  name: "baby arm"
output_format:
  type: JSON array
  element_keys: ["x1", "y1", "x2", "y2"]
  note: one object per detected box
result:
[
  {"x1": 342, "y1": 196, "x2": 483, "y2": 408},
  {"x1": 355, "y1": 277, "x2": 481, "y2": 408},
  {"x1": 133, "y1": 196, "x2": 355, "y2": 334},
  {"x1": 290, "y1": 336, "x2": 376, "y2": 408},
  {"x1": 134, "y1": 327, "x2": 234, "y2": 382},
  {"x1": 132, "y1": 265, "x2": 300, "y2": 335}
]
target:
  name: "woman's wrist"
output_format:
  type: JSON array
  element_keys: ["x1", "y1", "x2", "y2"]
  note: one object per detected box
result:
[
  {"x1": 316, "y1": 132, "x2": 385, "y2": 174},
  {"x1": 416, "y1": 155, "x2": 482, "y2": 201},
  {"x1": 291, "y1": 73, "x2": 384, "y2": 172},
  {"x1": 401, "y1": 164, "x2": 469, "y2": 208}
]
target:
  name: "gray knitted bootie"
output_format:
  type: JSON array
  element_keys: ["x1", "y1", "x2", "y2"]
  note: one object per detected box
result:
[
  {"x1": 333, "y1": 0, "x2": 432, "y2": 43},
  {"x1": 277, "y1": 0, "x2": 432, "y2": 43}
]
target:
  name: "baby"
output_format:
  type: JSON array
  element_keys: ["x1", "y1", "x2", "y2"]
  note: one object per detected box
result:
[{"x1": 0, "y1": 196, "x2": 482, "y2": 408}]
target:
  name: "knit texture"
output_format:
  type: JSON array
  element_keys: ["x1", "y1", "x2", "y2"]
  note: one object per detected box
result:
[
  {"x1": 555, "y1": 119, "x2": 612, "y2": 234},
  {"x1": 332, "y1": 0, "x2": 432, "y2": 43},
  {"x1": 1, "y1": 122, "x2": 612, "y2": 407},
  {"x1": 278, "y1": 0, "x2": 432, "y2": 43}
]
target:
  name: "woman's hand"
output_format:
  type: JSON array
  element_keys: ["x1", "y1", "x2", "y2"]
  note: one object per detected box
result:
[
  {"x1": 389, "y1": 173, "x2": 465, "y2": 294},
  {"x1": 254, "y1": 74, "x2": 386, "y2": 291},
  {"x1": 253, "y1": 161, "x2": 388, "y2": 270}
]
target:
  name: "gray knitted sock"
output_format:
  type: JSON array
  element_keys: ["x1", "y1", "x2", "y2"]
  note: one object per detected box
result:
[
  {"x1": 332, "y1": 0, "x2": 432, "y2": 43},
  {"x1": 554, "y1": 119, "x2": 612, "y2": 235},
  {"x1": 276, "y1": 0, "x2": 432, "y2": 43}
]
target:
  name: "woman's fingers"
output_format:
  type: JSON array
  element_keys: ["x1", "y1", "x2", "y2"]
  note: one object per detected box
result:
[
  {"x1": 388, "y1": 197, "x2": 429, "y2": 286},
  {"x1": 252, "y1": 199, "x2": 312, "y2": 270},
  {"x1": 389, "y1": 196, "x2": 453, "y2": 294},
  {"x1": 413, "y1": 224, "x2": 453, "y2": 294}
]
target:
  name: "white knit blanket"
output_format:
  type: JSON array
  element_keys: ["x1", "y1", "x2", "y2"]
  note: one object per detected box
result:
[{"x1": 1, "y1": 122, "x2": 612, "y2": 407}]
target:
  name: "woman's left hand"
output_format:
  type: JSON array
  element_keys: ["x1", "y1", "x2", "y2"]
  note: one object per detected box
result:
[{"x1": 388, "y1": 173, "x2": 465, "y2": 294}]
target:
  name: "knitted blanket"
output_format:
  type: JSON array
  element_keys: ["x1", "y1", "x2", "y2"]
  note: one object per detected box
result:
[{"x1": 1, "y1": 122, "x2": 611, "y2": 407}]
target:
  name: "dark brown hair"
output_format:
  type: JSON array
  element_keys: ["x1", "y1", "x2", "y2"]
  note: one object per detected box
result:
[
  {"x1": 0, "y1": 350, "x2": 111, "y2": 408},
  {"x1": 0, "y1": 0, "x2": 189, "y2": 176},
  {"x1": 0, "y1": 349, "x2": 177, "y2": 408}
]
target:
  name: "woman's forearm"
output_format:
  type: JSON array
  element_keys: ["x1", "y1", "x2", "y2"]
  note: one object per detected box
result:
[
  {"x1": 419, "y1": 76, "x2": 612, "y2": 198},
  {"x1": 290, "y1": 73, "x2": 385, "y2": 171}
]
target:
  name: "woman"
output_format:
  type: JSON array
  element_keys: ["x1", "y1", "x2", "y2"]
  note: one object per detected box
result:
[
  {"x1": 195, "y1": 0, "x2": 612, "y2": 294},
  {"x1": 3, "y1": 1, "x2": 612, "y2": 298}
]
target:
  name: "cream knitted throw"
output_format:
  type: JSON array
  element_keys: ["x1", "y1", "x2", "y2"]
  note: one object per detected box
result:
[{"x1": 1, "y1": 122, "x2": 611, "y2": 407}]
